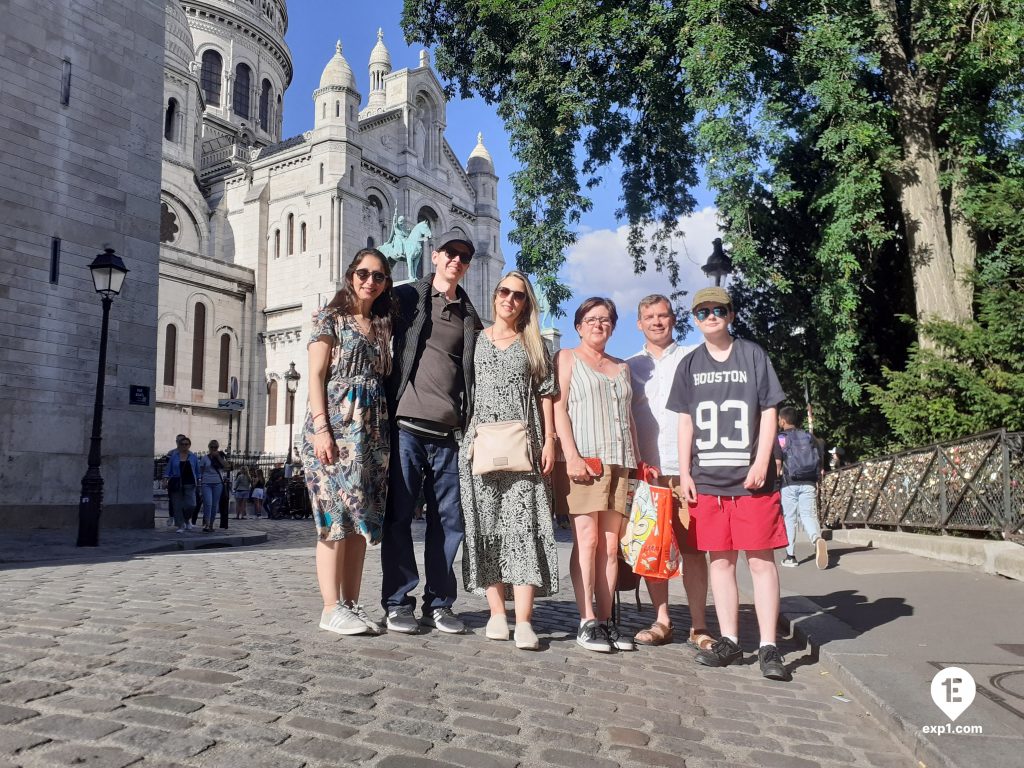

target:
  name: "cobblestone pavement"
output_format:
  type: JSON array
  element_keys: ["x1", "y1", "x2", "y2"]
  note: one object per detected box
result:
[{"x1": 0, "y1": 520, "x2": 915, "y2": 768}]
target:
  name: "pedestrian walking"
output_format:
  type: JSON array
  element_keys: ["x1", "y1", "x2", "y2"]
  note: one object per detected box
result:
[
  {"x1": 232, "y1": 466, "x2": 252, "y2": 519},
  {"x1": 777, "y1": 406, "x2": 828, "y2": 569},
  {"x1": 251, "y1": 468, "x2": 266, "y2": 518},
  {"x1": 553, "y1": 297, "x2": 638, "y2": 653},
  {"x1": 163, "y1": 435, "x2": 199, "y2": 533},
  {"x1": 302, "y1": 248, "x2": 395, "y2": 636},
  {"x1": 199, "y1": 440, "x2": 227, "y2": 532},
  {"x1": 381, "y1": 231, "x2": 483, "y2": 636},
  {"x1": 460, "y1": 271, "x2": 559, "y2": 651},
  {"x1": 666, "y1": 286, "x2": 791, "y2": 681}
]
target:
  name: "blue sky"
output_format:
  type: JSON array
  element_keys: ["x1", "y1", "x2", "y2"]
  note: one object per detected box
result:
[{"x1": 281, "y1": 0, "x2": 721, "y2": 356}]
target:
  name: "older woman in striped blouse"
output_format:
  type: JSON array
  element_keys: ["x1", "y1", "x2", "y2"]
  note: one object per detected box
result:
[{"x1": 553, "y1": 297, "x2": 639, "y2": 654}]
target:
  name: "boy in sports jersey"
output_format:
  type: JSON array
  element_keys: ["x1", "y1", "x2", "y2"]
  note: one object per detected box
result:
[{"x1": 666, "y1": 287, "x2": 791, "y2": 681}]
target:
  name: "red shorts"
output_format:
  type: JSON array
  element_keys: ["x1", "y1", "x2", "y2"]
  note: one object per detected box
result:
[{"x1": 686, "y1": 492, "x2": 787, "y2": 552}]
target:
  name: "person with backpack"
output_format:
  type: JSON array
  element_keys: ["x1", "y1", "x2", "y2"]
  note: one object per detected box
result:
[{"x1": 776, "y1": 406, "x2": 828, "y2": 569}]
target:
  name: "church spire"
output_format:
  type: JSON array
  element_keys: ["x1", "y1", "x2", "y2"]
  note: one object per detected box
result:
[{"x1": 367, "y1": 28, "x2": 392, "y2": 113}]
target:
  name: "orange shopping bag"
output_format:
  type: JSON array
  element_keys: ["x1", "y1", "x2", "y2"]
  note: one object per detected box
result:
[{"x1": 620, "y1": 464, "x2": 680, "y2": 579}]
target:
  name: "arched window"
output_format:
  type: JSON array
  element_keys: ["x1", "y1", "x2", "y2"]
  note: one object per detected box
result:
[
  {"x1": 191, "y1": 303, "x2": 206, "y2": 390},
  {"x1": 164, "y1": 98, "x2": 178, "y2": 141},
  {"x1": 200, "y1": 50, "x2": 222, "y2": 106},
  {"x1": 233, "y1": 63, "x2": 252, "y2": 118},
  {"x1": 266, "y1": 380, "x2": 278, "y2": 426},
  {"x1": 259, "y1": 79, "x2": 271, "y2": 131},
  {"x1": 274, "y1": 229, "x2": 280, "y2": 259},
  {"x1": 321, "y1": 101, "x2": 326, "y2": 119},
  {"x1": 319, "y1": 163, "x2": 324, "y2": 184},
  {"x1": 367, "y1": 236, "x2": 375, "y2": 248},
  {"x1": 287, "y1": 213, "x2": 294, "y2": 255},
  {"x1": 300, "y1": 222, "x2": 307, "y2": 252},
  {"x1": 368, "y1": 194, "x2": 385, "y2": 243},
  {"x1": 218, "y1": 333, "x2": 230, "y2": 393},
  {"x1": 335, "y1": 100, "x2": 340, "y2": 117},
  {"x1": 163, "y1": 325, "x2": 177, "y2": 386}
]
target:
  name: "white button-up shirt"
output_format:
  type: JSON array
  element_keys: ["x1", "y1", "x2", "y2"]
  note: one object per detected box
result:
[{"x1": 626, "y1": 342, "x2": 696, "y2": 475}]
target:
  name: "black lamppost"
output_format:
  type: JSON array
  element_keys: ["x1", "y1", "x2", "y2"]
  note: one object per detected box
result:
[
  {"x1": 77, "y1": 248, "x2": 129, "y2": 547},
  {"x1": 701, "y1": 237, "x2": 733, "y2": 286},
  {"x1": 284, "y1": 361, "x2": 301, "y2": 466}
]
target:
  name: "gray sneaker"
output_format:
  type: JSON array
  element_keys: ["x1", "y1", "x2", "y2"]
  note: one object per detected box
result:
[
  {"x1": 385, "y1": 604, "x2": 420, "y2": 634},
  {"x1": 420, "y1": 607, "x2": 465, "y2": 634},
  {"x1": 347, "y1": 602, "x2": 382, "y2": 635},
  {"x1": 319, "y1": 603, "x2": 369, "y2": 636}
]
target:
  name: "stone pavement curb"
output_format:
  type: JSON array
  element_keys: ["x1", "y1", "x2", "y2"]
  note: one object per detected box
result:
[
  {"x1": 770, "y1": 593, "x2": 952, "y2": 768},
  {"x1": 138, "y1": 531, "x2": 269, "y2": 554}
]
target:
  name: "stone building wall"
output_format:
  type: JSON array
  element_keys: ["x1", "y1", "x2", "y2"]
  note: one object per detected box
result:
[{"x1": 0, "y1": 0, "x2": 166, "y2": 528}]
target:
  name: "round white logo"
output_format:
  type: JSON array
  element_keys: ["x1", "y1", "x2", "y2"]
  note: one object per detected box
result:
[{"x1": 930, "y1": 667, "x2": 976, "y2": 722}]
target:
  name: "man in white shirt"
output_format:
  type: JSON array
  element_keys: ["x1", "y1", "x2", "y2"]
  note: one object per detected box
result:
[{"x1": 626, "y1": 294, "x2": 711, "y2": 650}]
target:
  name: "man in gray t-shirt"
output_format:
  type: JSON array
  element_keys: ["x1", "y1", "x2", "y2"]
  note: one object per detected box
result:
[{"x1": 381, "y1": 230, "x2": 483, "y2": 636}]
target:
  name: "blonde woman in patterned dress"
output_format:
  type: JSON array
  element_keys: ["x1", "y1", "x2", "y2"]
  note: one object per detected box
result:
[
  {"x1": 459, "y1": 271, "x2": 559, "y2": 650},
  {"x1": 302, "y1": 248, "x2": 395, "y2": 636}
]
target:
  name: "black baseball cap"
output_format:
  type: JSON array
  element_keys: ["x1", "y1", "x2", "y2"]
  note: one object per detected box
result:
[{"x1": 435, "y1": 230, "x2": 475, "y2": 259}]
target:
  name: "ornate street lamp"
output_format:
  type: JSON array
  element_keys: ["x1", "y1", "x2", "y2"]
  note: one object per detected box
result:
[
  {"x1": 284, "y1": 361, "x2": 301, "y2": 466},
  {"x1": 77, "y1": 248, "x2": 129, "y2": 547},
  {"x1": 701, "y1": 237, "x2": 733, "y2": 286}
]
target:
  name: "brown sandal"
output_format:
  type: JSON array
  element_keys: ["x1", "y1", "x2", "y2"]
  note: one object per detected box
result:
[
  {"x1": 688, "y1": 628, "x2": 715, "y2": 651},
  {"x1": 634, "y1": 621, "x2": 673, "y2": 646}
]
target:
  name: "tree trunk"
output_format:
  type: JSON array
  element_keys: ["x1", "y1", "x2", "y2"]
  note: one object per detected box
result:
[
  {"x1": 870, "y1": 0, "x2": 974, "y2": 329},
  {"x1": 897, "y1": 132, "x2": 973, "y2": 325}
]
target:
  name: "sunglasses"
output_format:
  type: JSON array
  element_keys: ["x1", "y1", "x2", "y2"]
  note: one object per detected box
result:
[
  {"x1": 694, "y1": 305, "x2": 730, "y2": 321},
  {"x1": 353, "y1": 268, "x2": 387, "y2": 284},
  {"x1": 496, "y1": 286, "x2": 527, "y2": 303},
  {"x1": 443, "y1": 247, "x2": 473, "y2": 264}
]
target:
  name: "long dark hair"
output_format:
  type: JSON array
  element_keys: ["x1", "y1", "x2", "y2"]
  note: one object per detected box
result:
[{"x1": 326, "y1": 248, "x2": 397, "y2": 374}]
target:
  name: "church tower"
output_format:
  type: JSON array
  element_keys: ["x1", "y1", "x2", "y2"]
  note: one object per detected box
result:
[
  {"x1": 467, "y1": 132, "x2": 501, "y2": 263},
  {"x1": 313, "y1": 41, "x2": 361, "y2": 138},
  {"x1": 366, "y1": 28, "x2": 391, "y2": 114}
]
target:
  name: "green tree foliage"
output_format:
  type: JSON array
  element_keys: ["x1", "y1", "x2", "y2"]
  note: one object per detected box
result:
[
  {"x1": 870, "y1": 173, "x2": 1024, "y2": 448},
  {"x1": 402, "y1": 0, "x2": 1024, "y2": 403}
]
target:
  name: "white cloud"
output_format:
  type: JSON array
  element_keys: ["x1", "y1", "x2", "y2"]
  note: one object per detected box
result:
[{"x1": 561, "y1": 207, "x2": 723, "y2": 315}]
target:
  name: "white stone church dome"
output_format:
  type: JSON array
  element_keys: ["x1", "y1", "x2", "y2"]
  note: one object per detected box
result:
[
  {"x1": 369, "y1": 28, "x2": 391, "y2": 68},
  {"x1": 320, "y1": 41, "x2": 357, "y2": 90},
  {"x1": 467, "y1": 132, "x2": 495, "y2": 174},
  {"x1": 165, "y1": 0, "x2": 195, "y2": 72}
]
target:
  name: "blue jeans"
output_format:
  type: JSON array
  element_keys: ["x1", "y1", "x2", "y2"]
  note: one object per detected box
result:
[
  {"x1": 202, "y1": 483, "x2": 223, "y2": 526},
  {"x1": 381, "y1": 427, "x2": 464, "y2": 614},
  {"x1": 780, "y1": 483, "x2": 821, "y2": 557},
  {"x1": 171, "y1": 485, "x2": 197, "y2": 528}
]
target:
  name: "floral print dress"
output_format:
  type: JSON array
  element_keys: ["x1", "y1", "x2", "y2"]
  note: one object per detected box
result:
[
  {"x1": 459, "y1": 335, "x2": 559, "y2": 597},
  {"x1": 301, "y1": 310, "x2": 389, "y2": 542}
]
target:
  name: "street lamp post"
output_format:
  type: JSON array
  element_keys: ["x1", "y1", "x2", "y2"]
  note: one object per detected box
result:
[
  {"x1": 77, "y1": 248, "x2": 129, "y2": 547},
  {"x1": 701, "y1": 237, "x2": 733, "y2": 286},
  {"x1": 284, "y1": 361, "x2": 301, "y2": 467}
]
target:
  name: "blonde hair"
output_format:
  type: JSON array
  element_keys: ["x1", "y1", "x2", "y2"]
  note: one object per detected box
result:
[{"x1": 493, "y1": 271, "x2": 549, "y2": 387}]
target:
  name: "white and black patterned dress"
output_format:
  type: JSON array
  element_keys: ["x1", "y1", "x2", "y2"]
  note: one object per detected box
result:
[{"x1": 459, "y1": 335, "x2": 559, "y2": 597}]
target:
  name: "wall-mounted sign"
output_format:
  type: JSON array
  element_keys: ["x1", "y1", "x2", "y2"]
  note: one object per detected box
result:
[{"x1": 129, "y1": 385, "x2": 150, "y2": 406}]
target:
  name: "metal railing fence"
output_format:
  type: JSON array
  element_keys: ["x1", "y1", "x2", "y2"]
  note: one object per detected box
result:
[{"x1": 820, "y1": 429, "x2": 1023, "y2": 537}]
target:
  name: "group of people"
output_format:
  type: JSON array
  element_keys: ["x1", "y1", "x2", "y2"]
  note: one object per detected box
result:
[
  {"x1": 301, "y1": 231, "x2": 830, "y2": 681},
  {"x1": 161, "y1": 439, "x2": 271, "y2": 531}
]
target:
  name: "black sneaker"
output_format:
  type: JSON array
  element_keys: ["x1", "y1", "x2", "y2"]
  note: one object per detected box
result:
[
  {"x1": 576, "y1": 619, "x2": 612, "y2": 652},
  {"x1": 604, "y1": 620, "x2": 635, "y2": 651},
  {"x1": 694, "y1": 636, "x2": 743, "y2": 668},
  {"x1": 781, "y1": 555, "x2": 798, "y2": 567},
  {"x1": 758, "y1": 644, "x2": 791, "y2": 681}
]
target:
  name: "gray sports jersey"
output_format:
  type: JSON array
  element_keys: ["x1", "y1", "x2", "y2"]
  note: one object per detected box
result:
[{"x1": 665, "y1": 338, "x2": 785, "y2": 496}]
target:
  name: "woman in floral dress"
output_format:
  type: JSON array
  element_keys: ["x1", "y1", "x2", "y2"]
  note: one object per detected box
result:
[
  {"x1": 302, "y1": 248, "x2": 395, "y2": 637},
  {"x1": 460, "y1": 270, "x2": 559, "y2": 650}
]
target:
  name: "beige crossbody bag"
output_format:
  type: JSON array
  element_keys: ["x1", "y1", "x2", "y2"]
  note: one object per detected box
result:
[{"x1": 469, "y1": 420, "x2": 534, "y2": 475}]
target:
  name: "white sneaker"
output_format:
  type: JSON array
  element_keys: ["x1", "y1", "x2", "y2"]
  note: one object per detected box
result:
[
  {"x1": 346, "y1": 602, "x2": 382, "y2": 635},
  {"x1": 485, "y1": 614, "x2": 509, "y2": 641},
  {"x1": 319, "y1": 603, "x2": 369, "y2": 636},
  {"x1": 175, "y1": 527, "x2": 185, "y2": 533},
  {"x1": 815, "y1": 538, "x2": 829, "y2": 569},
  {"x1": 514, "y1": 622, "x2": 539, "y2": 650}
]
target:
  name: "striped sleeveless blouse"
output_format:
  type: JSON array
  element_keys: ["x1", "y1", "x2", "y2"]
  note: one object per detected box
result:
[{"x1": 559, "y1": 351, "x2": 637, "y2": 469}]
